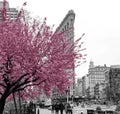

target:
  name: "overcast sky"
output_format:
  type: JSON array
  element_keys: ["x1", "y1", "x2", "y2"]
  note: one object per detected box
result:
[{"x1": 7, "y1": 0, "x2": 120, "y2": 78}]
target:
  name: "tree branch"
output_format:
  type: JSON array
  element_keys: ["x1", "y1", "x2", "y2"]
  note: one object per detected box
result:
[
  {"x1": 0, "y1": 83, "x2": 6, "y2": 88},
  {"x1": 0, "y1": 91, "x2": 3, "y2": 95},
  {"x1": 11, "y1": 73, "x2": 29, "y2": 87},
  {"x1": 13, "y1": 79, "x2": 47, "y2": 93},
  {"x1": 2, "y1": 73, "x2": 10, "y2": 86}
]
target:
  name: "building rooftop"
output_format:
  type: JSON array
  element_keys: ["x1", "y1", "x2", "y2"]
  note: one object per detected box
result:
[
  {"x1": 55, "y1": 9, "x2": 75, "y2": 32},
  {"x1": 110, "y1": 65, "x2": 120, "y2": 68}
]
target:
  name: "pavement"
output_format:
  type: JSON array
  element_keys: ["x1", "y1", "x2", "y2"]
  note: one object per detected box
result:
[{"x1": 39, "y1": 104, "x2": 116, "y2": 114}]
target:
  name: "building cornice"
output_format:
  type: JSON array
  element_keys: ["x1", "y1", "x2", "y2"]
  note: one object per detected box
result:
[{"x1": 55, "y1": 10, "x2": 75, "y2": 32}]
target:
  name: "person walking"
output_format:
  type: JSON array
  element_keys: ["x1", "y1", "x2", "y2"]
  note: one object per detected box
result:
[
  {"x1": 54, "y1": 102, "x2": 60, "y2": 114},
  {"x1": 65, "y1": 103, "x2": 68, "y2": 114},
  {"x1": 65, "y1": 102, "x2": 73, "y2": 114},
  {"x1": 51, "y1": 103, "x2": 55, "y2": 114},
  {"x1": 59, "y1": 102, "x2": 65, "y2": 114}
]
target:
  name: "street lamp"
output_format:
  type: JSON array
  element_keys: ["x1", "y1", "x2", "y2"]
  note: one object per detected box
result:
[
  {"x1": 65, "y1": 89, "x2": 69, "y2": 103},
  {"x1": 71, "y1": 95, "x2": 74, "y2": 103}
]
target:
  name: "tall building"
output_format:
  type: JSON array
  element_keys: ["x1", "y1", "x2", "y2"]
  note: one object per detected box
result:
[
  {"x1": 105, "y1": 65, "x2": 120, "y2": 102},
  {"x1": 88, "y1": 61, "x2": 109, "y2": 97},
  {"x1": 56, "y1": 10, "x2": 75, "y2": 97},
  {"x1": 85, "y1": 74, "x2": 89, "y2": 90},
  {"x1": 0, "y1": 1, "x2": 18, "y2": 21},
  {"x1": 75, "y1": 75, "x2": 89, "y2": 97},
  {"x1": 105, "y1": 65, "x2": 120, "y2": 88},
  {"x1": 82, "y1": 76, "x2": 86, "y2": 97},
  {"x1": 56, "y1": 10, "x2": 75, "y2": 40},
  {"x1": 76, "y1": 78, "x2": 83, "y2": 97},
  {"x1": 51, "y1": 10, "x2": 75, "y2": 103}
]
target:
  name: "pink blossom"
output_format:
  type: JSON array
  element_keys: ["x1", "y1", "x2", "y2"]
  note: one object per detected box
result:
[{"x1": 0, "y1": 1, "x2": 86, "y2": 113}]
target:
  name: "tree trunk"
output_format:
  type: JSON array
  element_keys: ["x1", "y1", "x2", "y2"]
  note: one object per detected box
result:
[
  {"x1": 13, "y1": 93, "x2": 18, "y2": 114},
  {"x1": 18, "y1": 91, "x2": 22, "y2": 114},
  {"x1": 0, "y1": 98, "x2": 6, "y2": 114}
]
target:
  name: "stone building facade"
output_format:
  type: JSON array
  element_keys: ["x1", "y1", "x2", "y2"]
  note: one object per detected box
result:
[
  {"x1": 56, "y1": 10, "x2": 75, "y2": 96},
  {"x1": 88, "y1": 61, "x2": 109, "y2": 97},
  {"x1": 105, "y1": 65, "x2": 120, "y2": 103},
  {"x1": 51, "y1": 10, "x2": 75, "y2": 102}
]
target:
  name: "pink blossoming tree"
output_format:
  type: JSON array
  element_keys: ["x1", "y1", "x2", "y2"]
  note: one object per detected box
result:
[{"x1": 0, "y1": 0, "x2": 86, "y2": 113}]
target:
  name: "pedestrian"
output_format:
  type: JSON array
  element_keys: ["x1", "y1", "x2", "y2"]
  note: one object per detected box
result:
[
  {"x1": 65, "y1": 102, "x2": 73, "y2": 114},
  {"x1": 76, "y1": 102, "x2": 79, "y2": 106},
  {"x1": 65, "y1": 103, "x2": 68, "y2": 114},
  {"x1": 54, "y1": 102, "x2": 59, "y2": 114},
  {"x1": 36, "y1": 105, "x2": 40, "y2": 114},
  {"x1": 59, "y1": 102, "x2": 65, "y2": 114},
  {"x1": 81, "y1": 111, "x2": 83, "y2": 114},
  {"x1": 51, "y1": 103, "x2": 55, "y2": 113},
  {"x1": 70, "y1": 103, "x2": 73, "y2": 114}
]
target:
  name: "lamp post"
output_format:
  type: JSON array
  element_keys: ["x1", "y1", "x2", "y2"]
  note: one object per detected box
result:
[
  {"x1": 71, "y1": 95, "x2": 74, "y2": 104},
  {"x1": 66, "y1": 89, "x2": 69, "y2": 103}
]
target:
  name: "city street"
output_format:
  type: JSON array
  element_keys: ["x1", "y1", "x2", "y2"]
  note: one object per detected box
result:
[
  {"x1": 39, "y1": 108, "x2": 51, "y2": 114},
  {"x1": 38, "y1": 104, "x2": 116, "y2": 114},
  {"x1": 73, "y1": 104, "x2": 116, "y2": 114}
]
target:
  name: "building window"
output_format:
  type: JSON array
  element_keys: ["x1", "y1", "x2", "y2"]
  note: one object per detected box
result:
[
  {"x1": 67, "y1": 22, "x2": 69, "y2": 29},
  {"x1": 64, "y1": 25, "x2": 66, "y2": 30},
  {"x1": 70, "y1": 19, "x2": 73, "y2": 26}
]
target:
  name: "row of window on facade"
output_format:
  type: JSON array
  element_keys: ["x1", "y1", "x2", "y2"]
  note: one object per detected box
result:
[
  {"x1": 90, "y1": 80, "x2": 104, "y2": 84},
  {"x1": 90, "y1": 75, "x2": 105, "y2": 79},
  {"x1": 62, "y1": 19, "x2": 73, "y2": 32},
  {"x1": 90, "y1": 72, "x2": 105, "y2": 75},
  {"x1": 89, "y1": 67, "x2": 107, "y2": 72}
]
